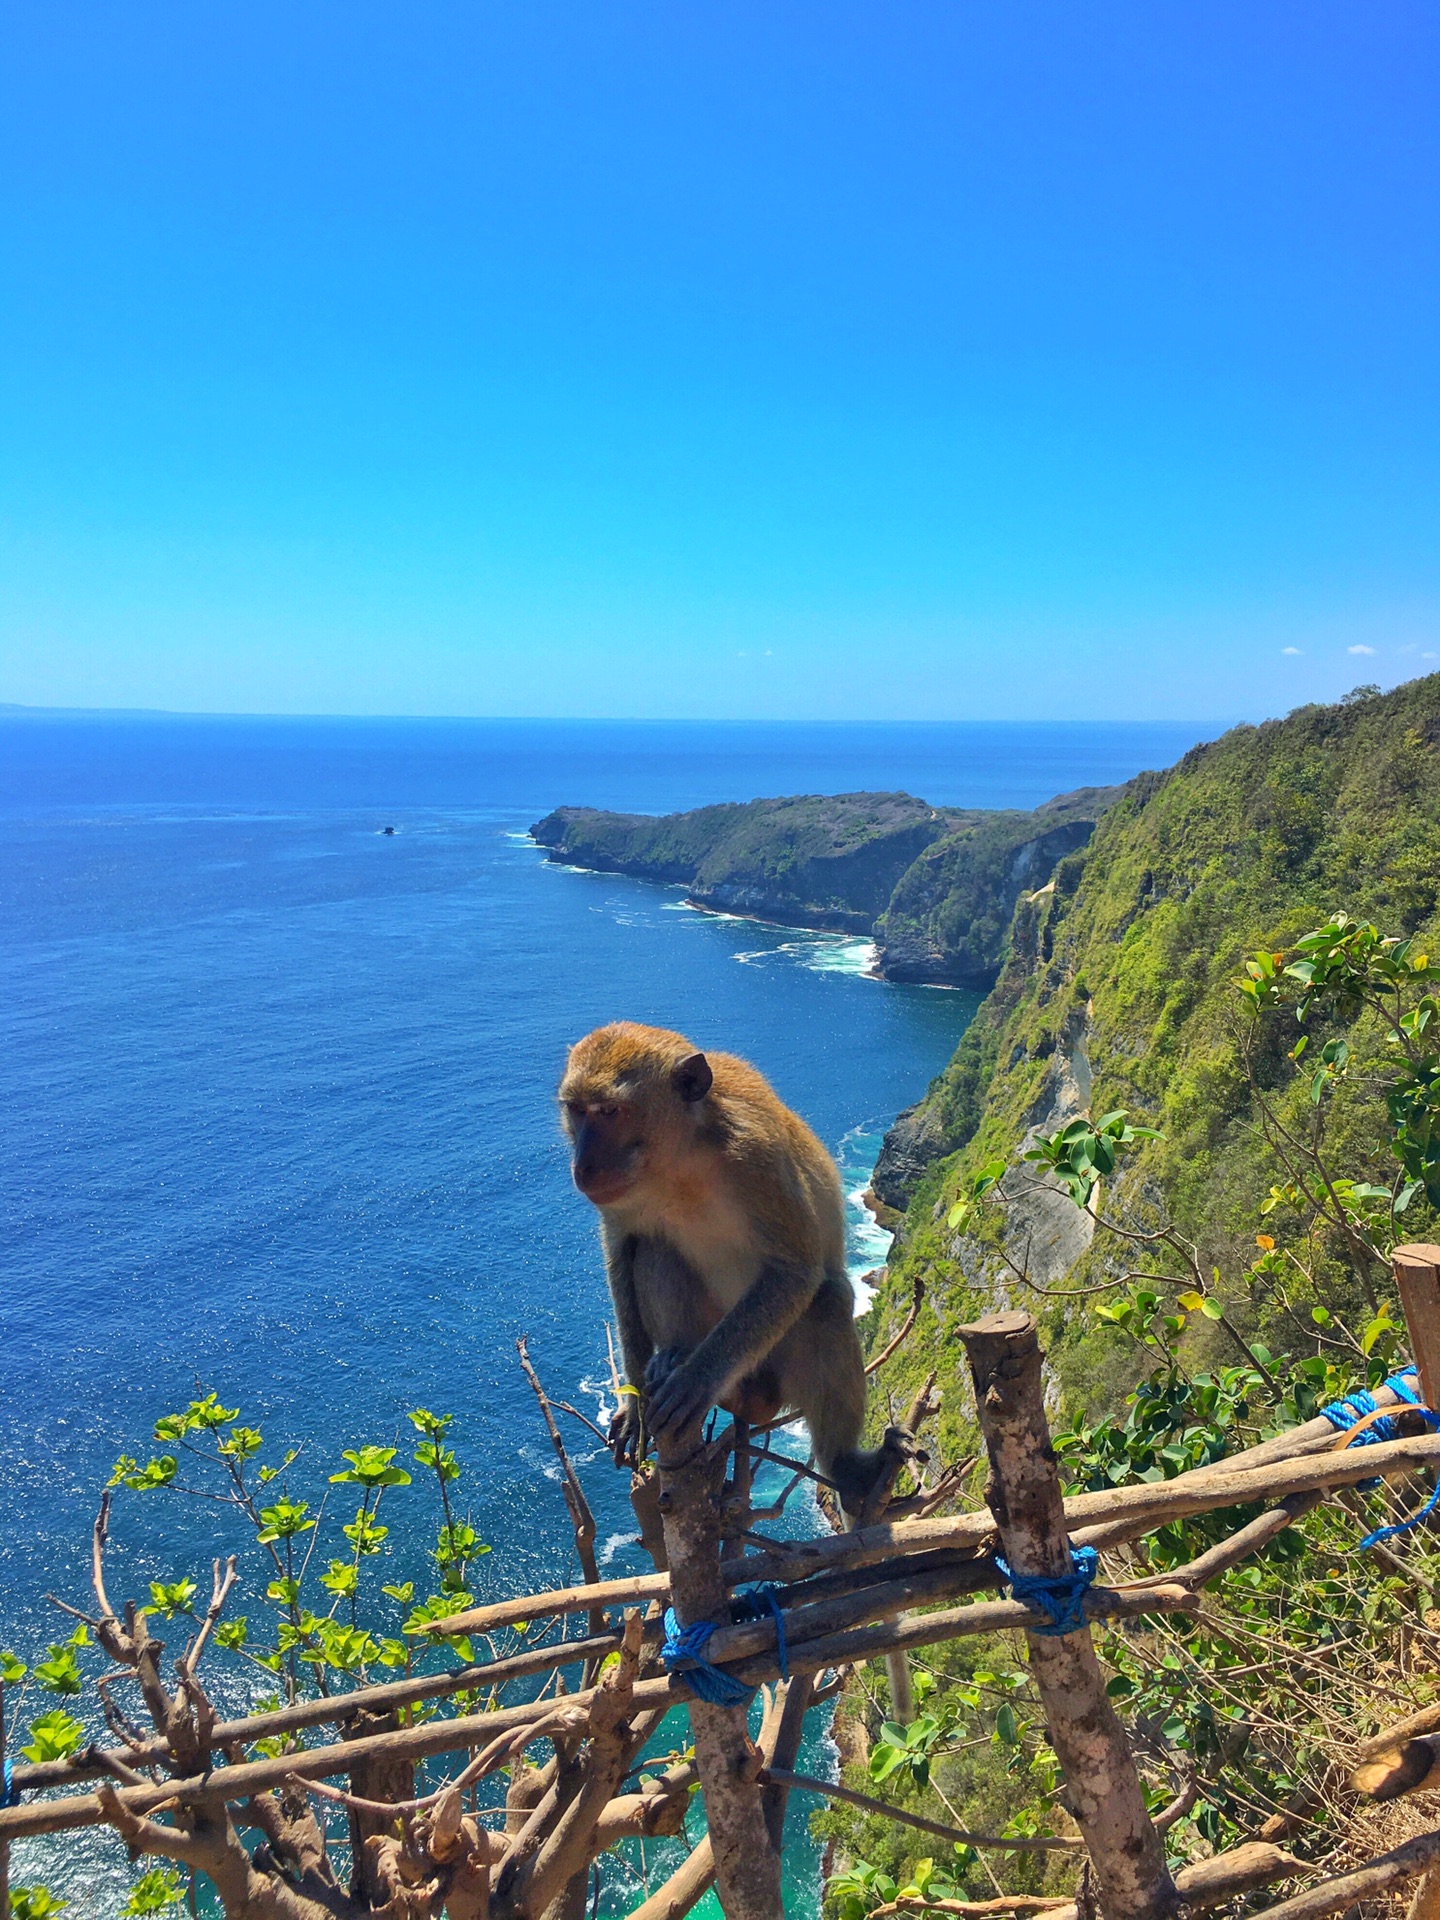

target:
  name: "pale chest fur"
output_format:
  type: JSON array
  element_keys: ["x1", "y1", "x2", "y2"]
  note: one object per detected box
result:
[{"x1": 623, "y1": 1176, "x2": 762, "y2": 1310}]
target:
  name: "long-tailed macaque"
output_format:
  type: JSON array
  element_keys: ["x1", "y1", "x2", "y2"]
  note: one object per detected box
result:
[{"x1": 559, "y1": 1021, "x2": 885, "y2": 1510}]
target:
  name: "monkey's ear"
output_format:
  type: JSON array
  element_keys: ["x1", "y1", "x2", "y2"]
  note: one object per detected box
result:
[{"x1": 672, "y1": 1052, "x2": 713, "y2": 1104}]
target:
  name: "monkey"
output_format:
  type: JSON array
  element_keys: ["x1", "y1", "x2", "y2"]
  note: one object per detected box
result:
[{"x1": 558, "y1": 1020, "x2": 887, "y2": 1512}]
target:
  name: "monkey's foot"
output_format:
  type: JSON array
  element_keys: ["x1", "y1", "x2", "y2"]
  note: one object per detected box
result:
[
  {"x1": 831, "y1": 1427, "x2": 929, "y2": 1525},
  {"x1": 607, "y1": 1397, "x2": 643, "y2": 1468}
]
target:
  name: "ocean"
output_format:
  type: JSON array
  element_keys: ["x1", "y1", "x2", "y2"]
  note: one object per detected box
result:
[{"x1": 0, "y1": 711, "x2": 1214, "y2": 1913}]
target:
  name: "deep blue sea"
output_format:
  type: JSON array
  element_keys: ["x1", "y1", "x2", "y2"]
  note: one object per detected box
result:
[{"x1": 0, "y1": 712, "x2": 1215, "y2": 1913}]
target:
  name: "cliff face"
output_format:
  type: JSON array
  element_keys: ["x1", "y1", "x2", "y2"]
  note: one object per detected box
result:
[
  {"x1": 532, "y1": 786, "x2": 1117, "y2": 979},
  {"x1": 873, "y1": 789, "x2": 1112, "y2": 986},
  {"x1": 864, "y1": 675, "x2": 1440, "y2": 1442}
]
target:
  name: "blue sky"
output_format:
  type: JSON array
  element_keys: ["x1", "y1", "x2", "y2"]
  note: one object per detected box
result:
[{"x1": 1, "y1": 2, "x2": 1435, "y2": 721}]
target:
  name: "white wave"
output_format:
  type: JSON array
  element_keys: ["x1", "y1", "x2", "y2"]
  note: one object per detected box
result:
[
  {"x1": 798, "y1": 937, "x2": 879, "y2": 978},
  {"x1": 836, "y1": 1123, "x2": 894, "y2": 1310},
  {"x1": 599, "y1": 1531, "x2": 641, "y2": 1568}
]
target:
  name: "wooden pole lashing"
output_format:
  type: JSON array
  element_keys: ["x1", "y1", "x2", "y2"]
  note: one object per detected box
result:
[{"x1": 958, "y1": 1311, "x2": 1178, "y2": 1920}]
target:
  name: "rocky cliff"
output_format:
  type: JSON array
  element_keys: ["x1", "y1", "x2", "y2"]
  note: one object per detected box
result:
[{"x1": 531, "y1": 784, "x2": 1119, "y2": 983}]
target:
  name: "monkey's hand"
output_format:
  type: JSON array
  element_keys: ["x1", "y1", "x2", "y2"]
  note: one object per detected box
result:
[
  {"x1": 645, "y1": 1346, "x2": 718, "y2": 1440},
  {"x1": 608, "y1": 1393, "x2": 643, "y2": 1469}
]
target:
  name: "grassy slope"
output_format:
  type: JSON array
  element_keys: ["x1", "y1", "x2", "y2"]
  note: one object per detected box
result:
[{"x1": 864, "y1": 675, "x2": 1440, "y2": 1447}]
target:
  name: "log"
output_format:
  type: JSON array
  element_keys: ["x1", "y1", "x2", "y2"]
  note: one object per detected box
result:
[
  {"x1": 19, "y1": 1471, "x2": 1282, "y2": 1803},
  {"x1": 626, "y1": 1669, "x2": 793, "y2": 1920},
  {"x1": 1121, "y1": 1493, "x2": 1322, "y2": 1591},
  {"x1": 416, "y1": 1426, "x2": 1440, "y2": 1647},
  {"x1": 1351, "y1": 1732, "x2": 1440, "y2": 1802},
  {"x1": 959, "y1": 1311, "x2": 1177, "y2": 1920},
  {"x1": 1043, "y1": 1844, "x2": 1303, "y2": 1920},
  {"x1": 11, "y1": 1618, "x2": 643, "y2": 1792},
  {"x1": 627, "y1": 1839, "x2": 716, "y2": 1920},
  {"x1": 1250, "y1": 1826, "x2": 1440, "y2": 1920},
  {"x1": 1358, "y1": 1702, "x2": 1440, "y2": 1765},
  {"x1": 731, "y1": 1430, "x2": 1440, "y2": 1589},
  {"x1": 1411, "y1": 1868, "x2": 1440, "y2": 1920},
  {"x1": 0, "y1": 1578, "x2": 1199, "y2": 1844}
]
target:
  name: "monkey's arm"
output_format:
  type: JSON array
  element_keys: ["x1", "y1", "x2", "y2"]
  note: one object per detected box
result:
[
  {"x1": 603, "y1": 1230, "x2": 653, "y2": 1466},
  {"x1": 646, "y1": 1260, "x2": 815, "y2": 1440}
]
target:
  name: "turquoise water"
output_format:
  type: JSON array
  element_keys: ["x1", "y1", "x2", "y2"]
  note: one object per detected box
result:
[{"x1": 0, "y1": 713, "x2": 1210, "y2": 1911}]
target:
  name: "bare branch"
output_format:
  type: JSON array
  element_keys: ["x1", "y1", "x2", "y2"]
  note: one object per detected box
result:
[
  {"x1": 180, "y1": 1557, "x2": 239, "y2": 1680},
  {"x1": 866, "y1": 1276, "x2": 926, "y2": 1376},
  {"x1": 759, "y1": 1769, "x2": 1084, "y2": 1852}
]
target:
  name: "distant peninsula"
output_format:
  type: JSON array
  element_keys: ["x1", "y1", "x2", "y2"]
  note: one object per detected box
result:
[{"x1": 530, "y1": 785, "x2": 1119, "y2": 990}]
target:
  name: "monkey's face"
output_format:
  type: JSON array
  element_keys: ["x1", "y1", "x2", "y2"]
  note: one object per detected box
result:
[
  {"x1": 559, "y1": 1027, "x2": 716, "y2": 1211},
  {"x1": 562, "y1": 1095, "x2": 648, "y2": 1208}
]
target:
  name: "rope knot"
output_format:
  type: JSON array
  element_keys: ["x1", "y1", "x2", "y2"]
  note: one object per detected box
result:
[
  {"x1": 997, "y1": 1544, "x2": 1099, "y2": 1636},
  {"x1": 661, "y1": 1581, "x2": 791, "y2": 1704}
]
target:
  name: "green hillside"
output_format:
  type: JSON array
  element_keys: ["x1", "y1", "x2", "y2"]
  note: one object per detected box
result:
[
  {"x1": 824, "y1": 677, "x2": 1440, "y2": 1909},
  {"x1": 867, "y1": 673, "x2": 1440, "y2": 1438}
]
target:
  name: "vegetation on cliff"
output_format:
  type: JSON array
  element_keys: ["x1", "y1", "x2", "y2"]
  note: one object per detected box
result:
[
  {"x1": 869, "y1": 675, "x2": 1440, "y2": 1396},
  {"x1": 828, "y1": 676, "x2": 1440, "y2": 1908}
]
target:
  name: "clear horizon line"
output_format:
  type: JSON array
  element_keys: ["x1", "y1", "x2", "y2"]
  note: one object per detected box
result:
[{"x1": 0, "y1": 700, "x2": 1240, "y2": 728}]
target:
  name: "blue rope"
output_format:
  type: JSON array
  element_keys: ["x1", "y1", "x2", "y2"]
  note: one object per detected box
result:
[
  {"x1": 1, "y1": 1756, "x2": 18, "y2": 1808},
  {"x1": 1358, "y1": 1469, "x2": 1440, "y2": 1553},
  {"x1": 1320, "y1": 1367, "x2": 1422, "y2": 1443},
  {"x1": 996, "y1": 1544, "x2": 1099, "y2": 1636},
  {"x1": 660, "y1": 1581, "x2": 792, "y2": 1704},
  {"x1": 661, "y1": 1610, "x2": 756, "y2": 1707},
  {"x1": 1321, "y1": 1367, "x2": 1424, "y2": 1493},
  {"x1": 737, "y1": 1582, "x2": 790, "y2": 1683},
  {"x1": 1319, "y1": 1366, "x2": 1440, "y2": 1551}
]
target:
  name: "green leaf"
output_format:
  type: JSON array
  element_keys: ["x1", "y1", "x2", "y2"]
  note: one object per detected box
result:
[
  {"x1": 1, "y1": 1650, "x2": 28, "y2": 1685},
  {"x1": 10, "y1": 1890, "x2": 69, "y2": 1920},
  {"x1": 329, "y1": 1446, "x2": 413, "y2": 1489},
  {"x1": 144, "y1": 1578, "x2": 198, "y2": 1620},
  {"x1": 320, "y1": 1560, "x2": 360, "y2": 1598},
  {"x1": 22, "y1": 1708, "x2": 85, "y2": 1762},
  {"x1": 994, "y1": 1703, "x2": 1018, "y2": 1745},
  {"x1": 121, "y1": 1868, "x2": 186, "y2": 1915},
  {"x1": 32, "y1": 1645, "x2": 83, "y2": 1695},
  {"x1": 257, "y1": 1499, "x2": 316, "y2": 1544}
]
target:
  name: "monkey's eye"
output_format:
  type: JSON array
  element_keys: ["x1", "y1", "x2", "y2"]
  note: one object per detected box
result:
[
  {"x1": 564, "y1": 1101, "x2": 586, "y2": 1121},
  {"x1": 596, "y1": 1104, "x2": 620, "y2": 1120}
]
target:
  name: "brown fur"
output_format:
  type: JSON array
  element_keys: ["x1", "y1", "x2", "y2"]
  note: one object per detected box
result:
[{"x1": 559, "y1": 1021, "x2": 882, "y2": 1505}]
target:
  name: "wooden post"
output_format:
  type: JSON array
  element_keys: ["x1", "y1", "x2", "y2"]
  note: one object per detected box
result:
[
  {"x1": 656, "y1": 1430, "x2": 783, "y2": 1920},
  {"x1": 958, "y1": 1312, "x2": 1178, "y2": 1920},
  {"x1": 1393, "y1": 1246, "x2": 1440, "y2": 1410}
]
